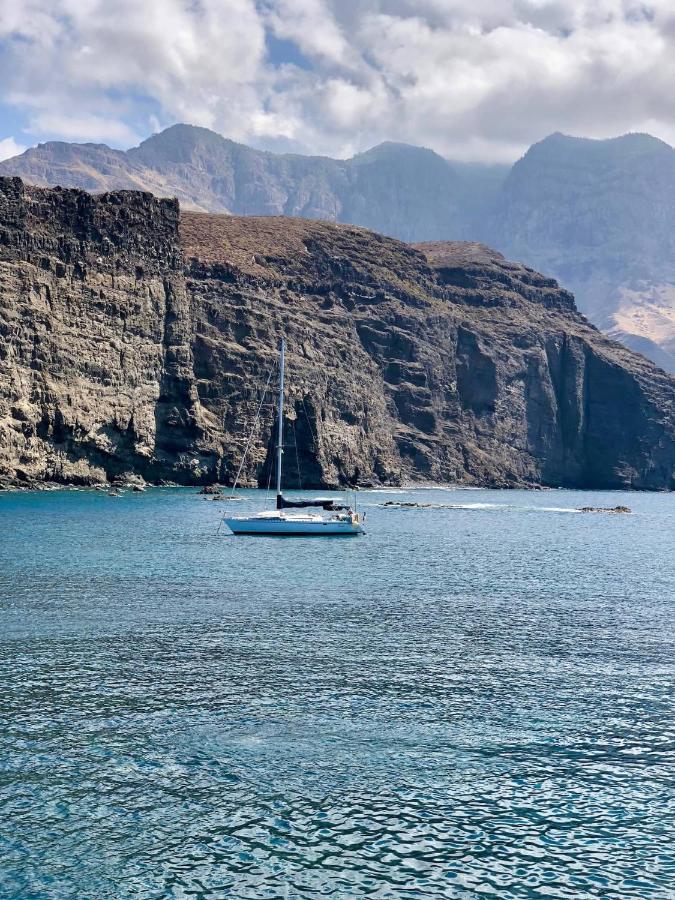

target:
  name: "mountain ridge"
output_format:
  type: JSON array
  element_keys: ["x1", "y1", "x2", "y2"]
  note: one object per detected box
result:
[{"x1": 1, "y1": 124, "x2": 674, "y2": 373}]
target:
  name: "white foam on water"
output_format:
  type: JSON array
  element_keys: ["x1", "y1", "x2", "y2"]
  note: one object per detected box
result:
[
  {"x1": 452, "y1": 503, "x2": 581, "y2": 513},
  {"x1": 361, "y1": 488, "x2": 408, "y2": 494},
  {"x1": 449, "y1": 502, "x2": 504, "y2": 510},
  {"x1": 375, "y1": 501, "x2": 584, "y2": 513}
]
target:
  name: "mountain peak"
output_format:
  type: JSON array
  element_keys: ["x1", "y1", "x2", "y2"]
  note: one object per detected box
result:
[
  {"x1": 131, "y1": 123, "x2": 237, "y2": 164},
  {"x1": 524, "y1": 130, "x2": 673, "y2": 165},
  {"x1": 351, "y1": 141, "x2": 446, "y2": 164},
  {"x1": 143, "y1": 122, "x2": 223, "y2": 142}
]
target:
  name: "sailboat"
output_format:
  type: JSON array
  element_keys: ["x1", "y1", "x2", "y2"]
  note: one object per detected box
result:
[{"x1": 223, "y1": 339, "x2": 365, "y2": 536}]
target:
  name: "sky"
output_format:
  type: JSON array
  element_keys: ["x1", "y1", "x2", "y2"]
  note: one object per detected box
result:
[{"x1": 0, "y1": 0, "x2": 674, "y2": 163}]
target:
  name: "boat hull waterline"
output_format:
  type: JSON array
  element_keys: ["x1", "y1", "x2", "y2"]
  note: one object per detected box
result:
[{"x1": 224, "y1": 514, "x2": 364, "y2": 536}]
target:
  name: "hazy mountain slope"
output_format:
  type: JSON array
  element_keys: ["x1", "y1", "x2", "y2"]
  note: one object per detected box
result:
[
  {"x1": 1, "y1": 177, "x2": 673, "y2": 490},
  {"x1": 489, "y1": 132, "x2": 675, "y2": 373},
  {"x1": 133, "y1": 129, "x2": 467, "y2": 238},
  {"x1": 607, "y1": 283, "x2": 675, "y2": 373},
  {"x1": 0, "y1": 140, "x2": 173, "y2": 196},
  {"x1": 0, "y1": 124, "x2": 501, "y2": 239},
  {"x1": 1, "y1": 125, "x2": 674, "y2": 371},
  {"x1": 129, "y1": 125, "x2": 349, "y2": 216},
  {"x1": 338, "y1": 142, "x2": 466, "y2": 241}
]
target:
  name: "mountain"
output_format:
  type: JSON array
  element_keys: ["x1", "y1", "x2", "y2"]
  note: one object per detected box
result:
[
  {"x1": 0, "y1": 177, "x2": 673, "y2": 490},
  {"x1": 1, "y1": 124, "x2": 674, "y2": 373},
  {"x1": 0, "y1": 124, "x2": 486, "y2": 241},
  {"x1": 489, "y1": 132, "x2": 675, "y2": 373}
]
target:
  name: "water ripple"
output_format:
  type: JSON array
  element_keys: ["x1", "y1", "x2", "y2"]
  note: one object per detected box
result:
[{"x1": 0, "y1": 486, "x2": 673, "y2": 897}]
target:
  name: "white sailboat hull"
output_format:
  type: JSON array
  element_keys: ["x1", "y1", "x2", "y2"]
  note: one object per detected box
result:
[{"x1": 224, "y1": 514, "x2": 364, "y2": 536}]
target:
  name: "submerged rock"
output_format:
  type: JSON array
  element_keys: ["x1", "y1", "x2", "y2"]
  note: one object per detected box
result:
[
  {"x1": 578, "y1": 505, "x2": 632, "y2": 514},
  {"x1": 380, "y1": 500, "x2": 469, "y2": 509}
]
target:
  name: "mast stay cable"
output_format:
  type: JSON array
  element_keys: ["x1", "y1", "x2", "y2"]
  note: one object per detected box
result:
[{"x1": 218, "y1": 362, "x2": 276, "y2": 531}]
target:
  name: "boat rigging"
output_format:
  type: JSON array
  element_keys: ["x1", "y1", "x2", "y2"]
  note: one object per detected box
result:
[{"x1": 222, "y1": 339, "x2": 365, "y2": 536}]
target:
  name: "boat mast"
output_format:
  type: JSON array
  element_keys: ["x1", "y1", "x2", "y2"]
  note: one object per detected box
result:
[{"x1": 276, "y1": 338, "x2": 285, "y2": 501}]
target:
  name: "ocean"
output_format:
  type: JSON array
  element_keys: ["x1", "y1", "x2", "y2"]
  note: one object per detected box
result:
[{"x1": 1, "y1": 486, "x2": 673, "y2": 898}]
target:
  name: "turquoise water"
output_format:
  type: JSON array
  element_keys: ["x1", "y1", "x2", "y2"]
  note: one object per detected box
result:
[{"x1": 1, "y1": 486, "x2": 674, "y2": 898}]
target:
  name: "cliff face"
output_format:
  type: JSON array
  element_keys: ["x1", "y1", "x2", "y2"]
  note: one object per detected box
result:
[
  {"x1": 0, "y1": 177, "x2": 673, "y2": 490},
  {"x1": 5, "y1": 124, "x2": 675, "y2": 374},
  {"x1": 0, "y1": 177, "x2": 205, "y2": 485}
]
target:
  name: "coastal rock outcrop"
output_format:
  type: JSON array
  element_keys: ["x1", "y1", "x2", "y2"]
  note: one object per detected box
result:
[{"x1": 0, "y1": 178, "x2": 673, "y2": 490}]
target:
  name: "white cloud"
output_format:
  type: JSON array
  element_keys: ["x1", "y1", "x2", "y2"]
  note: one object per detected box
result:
[
  {"x1": 27, "y1": 113, "x2": 138, "y2": 144},
  {"x1": 0, "y1": 136, "x2": 26, "y2": 161},
  {"x1": 1, "y1": 0, "x2": 675, "y2": 160},
  {"x1": 264, "y1": 0, "x2": 357, "y2": 68}
]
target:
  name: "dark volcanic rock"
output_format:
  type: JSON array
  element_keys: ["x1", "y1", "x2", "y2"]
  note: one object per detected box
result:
[
  {"x1": 0, "y1": 177, "x2": 203, "y2": 485},
  {"x1": 0, "y1": 177, "x2": 673, "y2": 490},
  {"x1": 579, "y1": 506, "x2": 631, "y2": 514}
]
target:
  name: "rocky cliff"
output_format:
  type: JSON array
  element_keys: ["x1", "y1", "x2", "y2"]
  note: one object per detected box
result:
[
  {"x1": 5, "y1": 124, "x2": 675, "y2": 373},
  {"x1": 0, "y1": 177, "x2": 673, "y2": 490}
]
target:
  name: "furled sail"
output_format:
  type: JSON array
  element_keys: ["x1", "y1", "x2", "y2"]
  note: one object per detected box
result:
[{"x1": 276, "y1": 494, "x2": 350, "y2": 512}]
